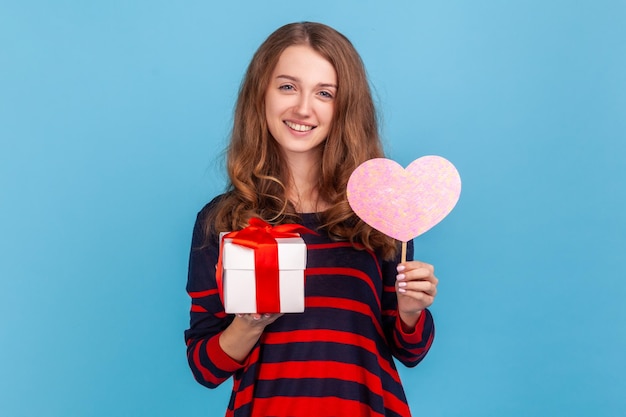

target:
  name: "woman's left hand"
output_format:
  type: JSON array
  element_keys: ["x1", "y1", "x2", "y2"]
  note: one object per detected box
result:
[{"x1": 395, "y1": 261, "x2": 438, "y2": 329}]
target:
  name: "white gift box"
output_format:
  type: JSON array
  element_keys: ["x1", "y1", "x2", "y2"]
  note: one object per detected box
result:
[{"x1": 221, "y1": 234, "x2": 307, "y2": 314}]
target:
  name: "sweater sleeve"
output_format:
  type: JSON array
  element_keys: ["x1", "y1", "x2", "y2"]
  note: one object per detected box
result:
[
  {"x1": 381, "y1": 240, "x2": 435, "y2": 368},
  {"x1": 184, "y1": 204, "x2": 246, "y2": 388}
]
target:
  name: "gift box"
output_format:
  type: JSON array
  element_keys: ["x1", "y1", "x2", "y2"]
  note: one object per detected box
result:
[{"x1": 219, "y1": 221, "x2": 308, "y2": 314}]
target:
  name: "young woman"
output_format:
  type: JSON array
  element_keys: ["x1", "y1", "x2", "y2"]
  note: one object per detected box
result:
[{"x1": 185, "y1": 22, "x2": 438, "y2": 417}]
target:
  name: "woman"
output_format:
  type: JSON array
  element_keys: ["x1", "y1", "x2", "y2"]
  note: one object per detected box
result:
[{"x1": 185, "y1": 22, "x2": 438, "y2": 417}]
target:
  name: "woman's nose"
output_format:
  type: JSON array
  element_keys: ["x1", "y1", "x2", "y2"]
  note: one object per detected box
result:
[{"x1": 293, "y1": 94, "x2": 312, "y2": 117}]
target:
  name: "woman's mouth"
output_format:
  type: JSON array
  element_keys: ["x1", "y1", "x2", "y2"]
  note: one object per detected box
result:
[{"x1": 284, "y1": 121, "x2": 315, "y2": 132}]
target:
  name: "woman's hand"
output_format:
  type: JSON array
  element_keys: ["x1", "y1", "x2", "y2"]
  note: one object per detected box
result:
[
  {"x1": 395, "y1": 261, "x2": 438, "y2": 331},
  {"x1": 219, "y1": 313, "x2": 283, "y2": 363},
  {"x1": 234, "y1": 313, "x2": 284, "y2": 329}
]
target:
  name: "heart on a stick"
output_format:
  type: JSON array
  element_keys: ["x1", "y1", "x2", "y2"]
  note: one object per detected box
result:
[{"x1": 347, "y1": 156, "x2": 461, "y2": 242}]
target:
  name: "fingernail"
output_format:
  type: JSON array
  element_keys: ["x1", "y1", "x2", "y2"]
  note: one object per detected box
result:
[
  {"x1": 397, "y1": 265, "x2": 406, "y2": 272},
  {"x1": 398, "y1": 281, "x2": 407, "y2": 288},
  {"x1": 396, "y1": 274, "x2": 405, "y2": 280},
  {"x1": 398, "y1": 288, "x2": 407, "y2": 293}
]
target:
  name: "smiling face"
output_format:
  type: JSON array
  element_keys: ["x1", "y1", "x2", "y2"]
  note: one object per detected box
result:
[{"x1": 264, "y1": 45, "x2": 337, "y2": 164}]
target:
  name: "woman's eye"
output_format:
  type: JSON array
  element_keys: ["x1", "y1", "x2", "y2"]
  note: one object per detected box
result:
[
  {"x1": 319, "y1": 91, "x2": 334, "y2": 99},
  {"x1": 279, "y1": 84, "x2": 294, "y2": 91}
]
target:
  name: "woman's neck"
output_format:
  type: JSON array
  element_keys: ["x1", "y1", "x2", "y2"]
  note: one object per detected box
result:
[{"x1": 285, "y1": 153, "x2": 329, "y2": 213}]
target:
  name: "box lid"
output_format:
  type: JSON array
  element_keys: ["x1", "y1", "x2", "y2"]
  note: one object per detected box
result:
[{"x1": 221, "y1": 235, "x2": 307, "y2": 270}]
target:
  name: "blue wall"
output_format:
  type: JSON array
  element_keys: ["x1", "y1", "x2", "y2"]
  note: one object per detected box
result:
[{"x1": 1, "y1": 1, "x2": 624, "y2": 416}]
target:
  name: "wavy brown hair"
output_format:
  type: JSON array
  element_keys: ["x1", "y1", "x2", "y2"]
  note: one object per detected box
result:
[{"x1": 207, "y1": 22, "x2": 399, "y2": 259}]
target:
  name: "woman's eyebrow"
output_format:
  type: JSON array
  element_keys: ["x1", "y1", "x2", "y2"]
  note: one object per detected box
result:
[{"x1": 276, "y1": 74, "x2": 299, "y2": 82}]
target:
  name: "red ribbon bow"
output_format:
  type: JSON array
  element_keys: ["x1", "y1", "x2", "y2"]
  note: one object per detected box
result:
[{"x1": 216, "y1": 218, "x2": 316, "y2": 313}]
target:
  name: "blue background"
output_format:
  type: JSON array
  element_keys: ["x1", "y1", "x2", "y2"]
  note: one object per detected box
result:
[{"x1": 1, "y1": 1, "x2": 625, "y2": 416}]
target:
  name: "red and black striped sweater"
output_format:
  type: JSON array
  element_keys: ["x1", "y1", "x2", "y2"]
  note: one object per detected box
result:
[{"x1": 185, "y1": 201, "x2": 435, "y2": 417}]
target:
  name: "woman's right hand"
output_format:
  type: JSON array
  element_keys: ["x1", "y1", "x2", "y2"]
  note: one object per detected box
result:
[
  {"x1": 235, "y1": 313, "x2": 284, "y2": 328},
  {"x1": 219, "y1": 313, "x2": 283, "y2": 363}
]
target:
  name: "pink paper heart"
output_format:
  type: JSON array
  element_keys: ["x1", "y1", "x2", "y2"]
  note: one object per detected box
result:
[{"x1": 347, "y1": 156, "x2": 462, "y2": 242}]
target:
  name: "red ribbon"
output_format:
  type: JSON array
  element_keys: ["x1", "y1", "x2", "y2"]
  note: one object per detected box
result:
[{"x1": 216, "y1": 218, "x2": 316, "y2": 313}]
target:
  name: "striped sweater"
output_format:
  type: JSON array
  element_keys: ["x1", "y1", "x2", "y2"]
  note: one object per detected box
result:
[{"x1": 185, "y1": 201, "x2": 435, "y2": 417}]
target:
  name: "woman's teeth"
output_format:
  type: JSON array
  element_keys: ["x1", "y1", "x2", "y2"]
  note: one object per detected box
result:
[{"x1": 285, "y1": 121, "x2": 314, "y2": 132}]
